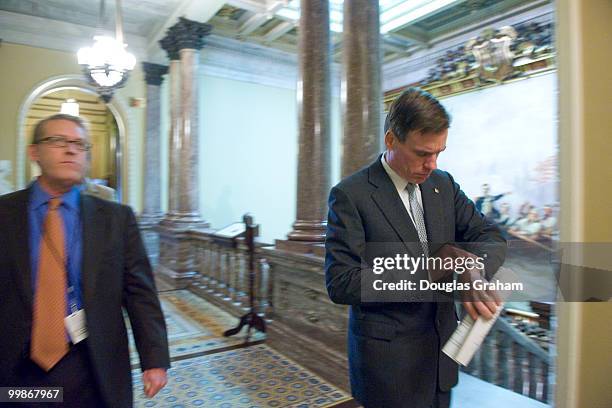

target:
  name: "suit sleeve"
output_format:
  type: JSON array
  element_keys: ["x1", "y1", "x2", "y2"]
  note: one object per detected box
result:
[
  {"x1": 325, "y1": 186, "x2": 366, "y2": 305},
  {"x1": 447, "y1": 172, "x2": 507, "y2": 280},
  {"x1": 122, "y1": 207, "x2": 170, "y2": 371}
]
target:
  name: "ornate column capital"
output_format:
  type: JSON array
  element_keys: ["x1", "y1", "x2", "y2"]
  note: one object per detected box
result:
[
  {"x1": 169, "y1": 17, "x2": 212, "y2": 51},
  {"x1": 142, "y1": 62, "x2": 168, "y2": 86},
  {"x1": 159, "y1": 30, "x2": 181, "y2": 60}
]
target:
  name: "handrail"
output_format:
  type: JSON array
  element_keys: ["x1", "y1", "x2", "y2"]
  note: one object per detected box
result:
[{"x1": 494, "y1": 317, "x2": 551, "y2": 362}]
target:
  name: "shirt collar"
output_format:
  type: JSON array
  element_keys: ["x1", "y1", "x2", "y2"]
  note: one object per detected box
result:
[
  {"x1": 31, "y1": 178, "x2": 81, "y2": 212},
  {"x1": 381, "y1": 152, "x2": 419, "y2": 192}
]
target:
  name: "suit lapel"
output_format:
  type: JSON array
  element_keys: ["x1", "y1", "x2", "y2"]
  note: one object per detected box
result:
[
  {"x1": 368, "y1": 158, "x2": 421, "y2": 251},
  {"x1": 10, "y1": 189, "x2": 33, "y2": 311},
  {"x1": 80, "y1": 194, "x2": 106, "y2": 309},
  {"x1": 368, "y1": 158, "x2": 448, "y2": 255}
]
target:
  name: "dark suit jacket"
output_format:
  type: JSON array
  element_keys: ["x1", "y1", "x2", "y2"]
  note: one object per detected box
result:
[
  {"x1": 325, "y1": 157, "x2": 506, "y2": 408},
  {"x1": 0, "y1": 187, "x2": 170, "y2": 408}
]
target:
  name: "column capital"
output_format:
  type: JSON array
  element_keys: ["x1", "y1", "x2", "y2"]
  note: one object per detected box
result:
[
  {"x1": 169, "y1": 17, "x2": 212, "y2": 51},
  {"x1": 159, "y1": 30, "x2": 181, "y2": 60},
  {"x1": 142, "y1": 62, "x2": 168, "y2": 86}
]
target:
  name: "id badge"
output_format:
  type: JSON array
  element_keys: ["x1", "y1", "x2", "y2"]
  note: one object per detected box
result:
[{"x1": 65, "y1": 309, "x2": 88, "y2": 344}]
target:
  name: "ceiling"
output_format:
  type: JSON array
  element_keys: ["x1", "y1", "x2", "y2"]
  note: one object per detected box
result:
[
  {"x1": 0, "y1": 0, "x2": 183, "y2": 37},
  {"x1": 206, "y1": 0, "x2": 545, "y2": 62},
  {"x1": 0, "y1": 0, "x2": 549, "y2": 63}
]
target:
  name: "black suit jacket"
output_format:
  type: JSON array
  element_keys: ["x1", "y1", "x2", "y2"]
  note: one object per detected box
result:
[
  {"x1": 0, "y1": 187, "x2": 170, "y2": 408},
  {"x1": 325, "y1": 157, "x2": 506, "y2": 408}
]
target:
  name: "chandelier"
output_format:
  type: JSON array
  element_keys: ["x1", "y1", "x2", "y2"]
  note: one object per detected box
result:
[{"x1": 77, "y1": 0, "x2": 135, "y2": 102}]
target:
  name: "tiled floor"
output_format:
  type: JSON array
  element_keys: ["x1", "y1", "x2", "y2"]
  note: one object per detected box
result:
[
  {"x1": 128, "y1": 289, "x2": 549, "y2": 408},
  {"x1": 129, "y1": 290, "x2": 352, "y2": 408},
  {"x1": 128, "y1": 290, "x2": 266, "y2": 366},
  {"x1": 133, "y1": 345, "x2": 352, "y2": 408}
]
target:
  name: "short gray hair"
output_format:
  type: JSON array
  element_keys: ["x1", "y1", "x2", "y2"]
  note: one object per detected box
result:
[{"x1": 31, "y1": 113, "x2": 89, "y2": 144}]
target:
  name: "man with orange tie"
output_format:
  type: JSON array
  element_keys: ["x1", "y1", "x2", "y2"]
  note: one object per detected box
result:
[{"x1": 0, "y1": 114, "x2": 170, "y2": 407}]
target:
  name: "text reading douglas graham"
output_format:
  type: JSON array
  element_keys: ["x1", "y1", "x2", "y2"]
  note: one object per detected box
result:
[{"x1": 371, "y1": 255, "x2": 523, "y2": 292}]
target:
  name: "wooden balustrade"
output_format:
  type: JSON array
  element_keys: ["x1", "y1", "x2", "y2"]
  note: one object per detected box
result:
[{"x1": 188, "y1": 230, "x2": 272, "y2": 319}]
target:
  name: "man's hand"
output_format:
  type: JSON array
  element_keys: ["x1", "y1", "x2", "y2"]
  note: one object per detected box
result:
[
  {"x1": 460, "y1": 268, "x2": 501, "y2": 320},
  {"x1": 142, "y1": 368, "x2": 168, "y2": 398},
  {"x1": 431, "y1": 244, "x2": 501, "y2": 320}
]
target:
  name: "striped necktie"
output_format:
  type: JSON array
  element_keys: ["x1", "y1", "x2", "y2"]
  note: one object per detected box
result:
[
  {"x1": 30, "y1": 197, "x2": 69, "y2": 371},
  {"x1": 406, "y1": 183, "x2": 429, "y2": 257}
]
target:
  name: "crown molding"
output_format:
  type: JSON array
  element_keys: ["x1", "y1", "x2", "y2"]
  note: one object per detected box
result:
[{"x1": 382, "y1": 1, "x2": 554, "y2": 91}]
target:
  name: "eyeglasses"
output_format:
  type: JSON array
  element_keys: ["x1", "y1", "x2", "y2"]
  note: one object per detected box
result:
[{"x1": 38, "y1": 136, "x2": 92, "y2": 152}]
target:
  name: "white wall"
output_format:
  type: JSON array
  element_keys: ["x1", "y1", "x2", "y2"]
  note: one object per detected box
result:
[
  {"x1": 160, "y1": 72, "x2": 343, "y2": 244},
  {"x1": 198, "y1": 75, "x2": 298, "y2": 244}
]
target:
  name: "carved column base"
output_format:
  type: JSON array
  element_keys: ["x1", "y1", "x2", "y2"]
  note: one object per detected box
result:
[
  {"x1": 286, "y1": 220, "x2": 326, "y2": 242},
  {"x1": 139, "y1": 213, "x2": 164, "y2": 228},
  {"x1": 155, "y1": 222, "x2": 208, "y2": 289},
  {"x1": 160, "y1": 212, "x2": 208, "y2": 228},
  {"x1": 275, "y1": 240, "x2": 326, "y2": 257}
]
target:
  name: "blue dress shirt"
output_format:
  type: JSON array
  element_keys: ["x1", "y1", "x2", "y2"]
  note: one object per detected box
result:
[{"x1": 29, "y1": 180, "x2": 83, "y2": 314}]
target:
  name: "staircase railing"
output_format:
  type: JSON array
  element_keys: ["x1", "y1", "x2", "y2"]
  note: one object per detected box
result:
[{"x1": 463, "y1": 314, "x2": 553, "y2": 403}]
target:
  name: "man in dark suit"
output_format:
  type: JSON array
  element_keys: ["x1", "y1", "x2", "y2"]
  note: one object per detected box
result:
[
  {"x1": 325, "y1": 89, "x2": 506, "y2": 408},
  {"x1": 0, "y1": 114, "x2": 170, "y2": 407}
]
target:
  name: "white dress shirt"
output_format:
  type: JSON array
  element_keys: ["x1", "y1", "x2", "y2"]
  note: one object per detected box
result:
[{"x1": 380, "y1": 152, "x2": 424, "y2": 230}]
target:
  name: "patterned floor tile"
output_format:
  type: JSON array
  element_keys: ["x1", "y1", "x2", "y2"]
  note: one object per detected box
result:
[
  {"x1": 133, "y1": 345, "x2": 351, "y2": 408},
  {"x1": 128, "y1": 289, "x2": 265, "y2": 365}
]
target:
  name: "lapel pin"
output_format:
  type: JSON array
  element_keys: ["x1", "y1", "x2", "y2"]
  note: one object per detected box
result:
[{"x1": 434, "y1": 187, "x2": 439, "y2": 194}]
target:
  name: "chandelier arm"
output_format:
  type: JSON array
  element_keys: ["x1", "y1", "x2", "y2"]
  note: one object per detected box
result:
[
  {"x1": 98, "y1": 0, "x2": 106, "y2": 32},
  {"x1": 78, "y1": 0, "x2": 134, "y2": 102},
  {"x1": 115, "y1": 0, "x2": 124, "y2": 45}
]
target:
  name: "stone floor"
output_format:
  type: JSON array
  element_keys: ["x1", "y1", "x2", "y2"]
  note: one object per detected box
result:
[
  {"x1": 128, "y1": 290, "x2": 266, "y2": 365},
  {"x1": 128, "y1": 289, "x2": 551, "y2": 408},
  {"x1": 129, "y1": 290, "x2": 354, "y2": 408},
  {"x1": 133, "y1": 345, "x2": 353, "y2": 408}
]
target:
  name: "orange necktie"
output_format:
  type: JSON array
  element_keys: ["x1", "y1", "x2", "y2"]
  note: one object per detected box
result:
[{"x1": 30, "y1": 197, "x2": 69, "y2": 371}]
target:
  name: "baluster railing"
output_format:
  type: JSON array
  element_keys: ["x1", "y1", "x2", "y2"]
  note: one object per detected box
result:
[
  {"x1": 461, "y1": 315, "x2": 552, "y2": 403},
  {"x1": 188, "y1": 230, "x2": 273, "y2": 323}
]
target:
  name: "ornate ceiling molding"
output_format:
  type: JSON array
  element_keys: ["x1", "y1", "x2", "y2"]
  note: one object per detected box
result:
[{"x1": 382, "y1": 1, "x2": 553, "y2": 92}]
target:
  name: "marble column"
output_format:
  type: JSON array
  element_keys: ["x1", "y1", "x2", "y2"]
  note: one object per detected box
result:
[
  {"x1": 159, "y1": 18, "x2": 211, "y2": 226},
  {"x1": 341, "y1": 0, "x2": 382, "y2": 178},
  {"x1": 139, "y1": 62, "x2": 168, "y2": 268},
  {"x1": 173, "y1": 17, "x2": 211, "y2": 224},
  {"x1": 155, "y1": 19, "x2": 212, "y2": 289},
  {"x1": 159, "y1": 30, "x2": 182, "y2": 225},
  {"x1": 140, "y1": 62, "x2": 168, "y2": 225},
  {"x1": 285, "y1": 0, "x2": 332, "y2": 244}
]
